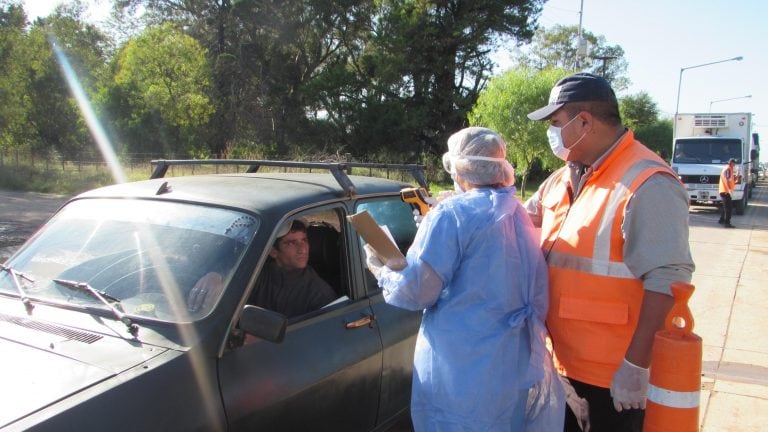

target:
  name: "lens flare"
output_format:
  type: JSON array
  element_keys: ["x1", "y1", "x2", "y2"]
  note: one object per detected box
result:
[
  {"x1": 49, "y1": 35, "x2": 126, "y2": 184},
  {"x1": 50, "y1": 36, "x2": 225, "y2": 428}
]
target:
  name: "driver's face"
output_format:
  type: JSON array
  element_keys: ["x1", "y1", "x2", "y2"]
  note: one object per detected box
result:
[{"x1": 270, "y1": 230, "x2": 309, "y2": 270}]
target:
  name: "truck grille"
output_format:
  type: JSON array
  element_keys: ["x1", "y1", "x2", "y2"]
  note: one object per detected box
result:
[
  {"x1": 680, "y1": 175, "x2": 718, "y2": 185},
  {"x1": 693, "y1": 115, "x2": 728, "y2": 128}
]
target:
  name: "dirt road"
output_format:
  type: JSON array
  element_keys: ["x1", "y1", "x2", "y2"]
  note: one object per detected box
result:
[{"x1": 0, "y1": 190, "x2": 69, "y2": 260}]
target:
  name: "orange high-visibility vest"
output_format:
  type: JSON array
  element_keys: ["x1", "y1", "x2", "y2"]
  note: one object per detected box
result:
[
  {"x1": 540, "y1": 131, "x2": 679, "y2": 388},
  {"x1": 718, "y1": 164, "x2": 735, "y2": 194}
]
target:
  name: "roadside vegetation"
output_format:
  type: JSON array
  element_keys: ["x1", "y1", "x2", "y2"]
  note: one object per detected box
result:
[{"x1": 1, "y1": 1, "x2": 672, "y2": 199}]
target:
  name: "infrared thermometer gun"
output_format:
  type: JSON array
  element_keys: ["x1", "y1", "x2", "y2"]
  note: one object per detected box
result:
[{"x1": 400, "y1": 187, "x2": 432, "y2": 216}]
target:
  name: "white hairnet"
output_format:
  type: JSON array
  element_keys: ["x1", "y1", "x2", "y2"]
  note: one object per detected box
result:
[{"x1": 442, "y1": 127, "x2": 515, "y2": 187}]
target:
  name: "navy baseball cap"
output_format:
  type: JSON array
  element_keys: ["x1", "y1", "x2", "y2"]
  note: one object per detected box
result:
[{"x1": 527, "y1": 73, "x2": 617, "y2": 121}]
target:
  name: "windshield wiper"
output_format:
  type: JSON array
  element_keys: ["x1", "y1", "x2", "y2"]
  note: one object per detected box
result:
[
  {"x1": 0, "y1": 264, "x2": 35, "y2": 312},
  {"x1": 53, "y1": 278, "x2": 139, "y2": 337}
]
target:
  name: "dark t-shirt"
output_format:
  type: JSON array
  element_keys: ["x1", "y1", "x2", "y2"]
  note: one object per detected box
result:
[{"x1": 250, "y1": 260, "x2": 337, "y2": 317}]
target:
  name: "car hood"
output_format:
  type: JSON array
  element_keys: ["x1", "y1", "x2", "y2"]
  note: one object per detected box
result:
[{"x1": 0, "y1": 326, "x2": 170, "y2": 428}]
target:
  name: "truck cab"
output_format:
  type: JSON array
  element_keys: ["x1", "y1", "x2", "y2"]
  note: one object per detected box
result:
[{"x1": 671, "y1": 113, "x2": 754, "y2": 214}]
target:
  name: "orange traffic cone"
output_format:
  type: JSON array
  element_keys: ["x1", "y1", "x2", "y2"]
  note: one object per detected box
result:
[{"x1": 643, "y1": 281, "x2": 702, "y2": 432}]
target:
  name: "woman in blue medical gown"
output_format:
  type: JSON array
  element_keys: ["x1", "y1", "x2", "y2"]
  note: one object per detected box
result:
[{"x1": 366, "y1": 127, "x2": 564, "y2": 431}]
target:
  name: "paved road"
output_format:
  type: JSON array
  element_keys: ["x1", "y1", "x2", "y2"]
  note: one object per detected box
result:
[
  {"x1": 688, "y1": 176, "x2": 768, "y2": 431},
  {"x1": 1, "y1": 177, "x2": 767, "y2": 430},
  {"x1": 0, "y1": 189, "x2": 68, "y2": 261}
]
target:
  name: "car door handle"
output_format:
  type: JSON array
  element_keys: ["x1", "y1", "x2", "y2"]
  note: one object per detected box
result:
[{"x1": 345, "y1": 314, "x2": 375, "y2": 329}]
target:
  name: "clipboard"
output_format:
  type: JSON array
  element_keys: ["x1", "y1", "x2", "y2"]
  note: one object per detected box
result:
[{"x1": 347, "y1": 210, "x2": 407, "y2": 270}]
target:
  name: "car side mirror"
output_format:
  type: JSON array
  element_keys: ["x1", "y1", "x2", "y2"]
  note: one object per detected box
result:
[{"x1": 239, "y1": 305, "x2": 287, "y2": 343}]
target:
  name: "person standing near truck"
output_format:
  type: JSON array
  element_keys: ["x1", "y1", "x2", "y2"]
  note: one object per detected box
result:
[
  {"x1": 719, "y1": 158, "x2": 737, "y2": 228},
  {"x1": 524, "y1": 73, "x2": 695, "y2": 431}
]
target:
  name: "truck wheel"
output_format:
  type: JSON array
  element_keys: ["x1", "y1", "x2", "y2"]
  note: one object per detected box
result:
[{"x1": 735, "y1": 194, "x2": 747, "y2": 215}]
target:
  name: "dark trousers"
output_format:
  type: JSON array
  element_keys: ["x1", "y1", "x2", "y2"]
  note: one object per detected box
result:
[
  {"x1": 564, "y1": 378, "x2": 644, "y2": 432},
  {"x1": 720, "y1": 192, "x2": 733, "y2": 223}
]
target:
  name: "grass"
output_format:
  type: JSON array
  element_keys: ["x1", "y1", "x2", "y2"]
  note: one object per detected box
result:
[{"x1": 0, "y1": 160, "x2": 541, "y2": 200}]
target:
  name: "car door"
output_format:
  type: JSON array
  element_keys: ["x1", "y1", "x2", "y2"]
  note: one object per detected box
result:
[
  {"x1": 218, "y1": 206, "x2": 383, "y2": 432},
  {"x1": 354, "y1": 197, "x2": 423, "y2": 425}
]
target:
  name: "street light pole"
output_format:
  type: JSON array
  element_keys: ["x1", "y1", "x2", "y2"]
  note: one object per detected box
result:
[
  {"x1": 709, "y1": 95, "x2": 752, "y2": 113},
  {"x1": 576, "y1": 0, "x2": 587, "y2": 68},
  {"x1": 673, "y1": 56, "x2": 743, "y2": 137}
]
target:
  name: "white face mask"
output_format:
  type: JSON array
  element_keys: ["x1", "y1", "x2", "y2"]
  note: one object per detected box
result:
[{"x1": 546, "y1": 115, "x2": 587, "y2": 161}]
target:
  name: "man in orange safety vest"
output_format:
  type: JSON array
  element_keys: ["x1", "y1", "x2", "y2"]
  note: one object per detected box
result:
[
  {"x1": 524, "y1": 73, "x2": 695, "y2": 432},
  {"x1": 718, "y1": 158, "x2": 737, "y2": 228}
]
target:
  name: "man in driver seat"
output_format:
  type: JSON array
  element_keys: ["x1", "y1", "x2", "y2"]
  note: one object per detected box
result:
[{"x1": 249, "y1": 219, "x2": 337, "y2": 317}]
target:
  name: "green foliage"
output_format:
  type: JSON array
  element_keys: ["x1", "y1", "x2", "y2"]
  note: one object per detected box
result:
[
  {"x1": 0, "y1": 2, "x2": 31, "y2": 149},
  {"x1": 619, "y1": 92, "x2": 659, "y2": 130},
  {"x1": 469, "y1": 67, "x2": 568, "y2": 197},
  {"x1": 2, "y1": 0, "x2": 550, "y2": 194},
  {"x1": 107, "y1": 23, "x2": 213, "y2": 157},
  {"x1": 0, "y1": 162, "x2": 113, "y2": 194},
  {"x1": 619, "y1": 92, "x2": 670, "y2": 159},
  {"x1": 515, "y1": 24, "x2": 629, "y2": 92},
  {"x1": 0, "y1": 2, "x2": 110, "y2": 159},
  {"x1": 634, "y1": 118, "x2": 672, "y2": 161}
]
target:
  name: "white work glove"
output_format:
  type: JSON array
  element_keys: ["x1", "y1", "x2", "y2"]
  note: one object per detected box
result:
[
  {"x1": 559, "y1": 375, "x2": 591, "y2": 432},
  {"x1": 364, "y1": 244, "x2": 385, "y2": 279},
  {"x1": 610, "y1": 358, "x2": 650, "y2": 412},
  {"x1": 412, "y1": 196, "x2": 440, "y2": 227}
]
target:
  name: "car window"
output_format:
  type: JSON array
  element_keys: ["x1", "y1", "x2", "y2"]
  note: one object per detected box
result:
[
  {"x1": 355, "y1": 198, "x2": 418, "y2": 292},
  {"x1": 0, "y1": 198, "x2": 257, "y2": 322},
  {"x1": 246, "y1": 207, "x2": 350, "y2": 320}
]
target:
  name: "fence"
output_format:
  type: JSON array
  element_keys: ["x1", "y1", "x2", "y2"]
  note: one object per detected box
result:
[{"x1": 0, "y1": 148, "x2": 429, "y2": 186}]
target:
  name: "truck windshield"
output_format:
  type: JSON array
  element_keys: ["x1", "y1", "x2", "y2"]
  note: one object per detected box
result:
[{"x1": 673, "y1": 138, "x2": 742, "y2": 164}]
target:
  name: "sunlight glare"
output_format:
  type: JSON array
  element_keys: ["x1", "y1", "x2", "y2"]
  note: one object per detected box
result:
[{"x1": 49, "y1": 35, "x2": 127, "y2": 184}]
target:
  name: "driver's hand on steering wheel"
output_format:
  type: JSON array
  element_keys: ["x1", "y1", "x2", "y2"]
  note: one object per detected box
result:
[{"x1": 187, "y1": 272, "x2": 223, "y2": 313}]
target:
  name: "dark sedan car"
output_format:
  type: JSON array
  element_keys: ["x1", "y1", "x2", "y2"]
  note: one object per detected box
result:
[{"x1": 0, "y1": 160, "x2": 424, "y2": 431}]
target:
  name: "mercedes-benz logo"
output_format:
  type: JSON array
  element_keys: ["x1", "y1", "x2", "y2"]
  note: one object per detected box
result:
[{"x1": 700, "y1": 176, "x2": 709, "y2": 183}]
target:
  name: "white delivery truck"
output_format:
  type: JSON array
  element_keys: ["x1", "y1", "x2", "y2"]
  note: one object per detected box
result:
[{"x1": 671, "y1": 113, "x2": 758, "y2": 214}]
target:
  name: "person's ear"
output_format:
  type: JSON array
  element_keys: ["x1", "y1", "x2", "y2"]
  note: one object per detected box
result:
[
  {"x1": 269, "y1": 246, "x2": 278, "y2": 259},
  {"x1": 576, "y1": 111, "x2": 593, "y2": 133}
]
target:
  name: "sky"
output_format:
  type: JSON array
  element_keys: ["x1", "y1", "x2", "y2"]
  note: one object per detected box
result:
[
  {"x1": 494, "y1": 0, "x2": 767, "y2": 162},
  {"x1": 25, "y1": 0, "x2": 768, "y2": 162},
  {"x1": 24, "y1": 0, "x2": 111, "y2": 24}
]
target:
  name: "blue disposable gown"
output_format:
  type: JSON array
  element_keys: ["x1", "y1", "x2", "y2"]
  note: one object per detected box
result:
[{"x1": 378, "y1": 186, "x2": 551, "y2": 431}]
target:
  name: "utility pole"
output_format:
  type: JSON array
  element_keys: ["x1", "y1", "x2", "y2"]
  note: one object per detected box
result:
[{"x1": 576, "y1": 0, "x2": 587, "y2": 69}]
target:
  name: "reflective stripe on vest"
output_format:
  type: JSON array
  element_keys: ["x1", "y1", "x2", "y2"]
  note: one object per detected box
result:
[{"x1": 547, "y1": 158, "x2": 672, "y2": 278}]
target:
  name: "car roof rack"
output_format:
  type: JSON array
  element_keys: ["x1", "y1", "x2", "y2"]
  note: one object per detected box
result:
[{"x1": 150, "y1": 159, "x2": 428, "y2": 196}]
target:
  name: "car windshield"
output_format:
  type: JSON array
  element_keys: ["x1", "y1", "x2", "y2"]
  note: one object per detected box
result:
[
  {"x1": 673, "y1": 138, "x2": 742, "y2": 164},
  {"x1": 0, "y1": 198, "x2": 258, "y2": 323}
]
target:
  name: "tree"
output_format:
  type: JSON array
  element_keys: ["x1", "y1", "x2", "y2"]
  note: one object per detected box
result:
[
  {"x1": 619, "y1": 92, "x2": 671, "y2": 159},
  {"x1": 23, "y1": 2, "x2": 112, "y2": 159},
  {"x1": 107, "y1": 23, "x2": 213, "y2": 157},
  {"x1": 0, "y1": 1, "x2": 31, "y2": 150},
  {"x1": 293, "y1": 0, "x2": 548, "y2": 167},
  {"x1": 619, "y1": 91, "x2": 658, "y2": 130},
  {"x1": 469, "y1": 67, "x2": 568, "y2": 197},
  {"x1": 635, "y1": 119, "x2": 672, "y2": 160},
  {"x1": 515, "y1": 24, "x2": 629, "y2": 92},
  {"x1": 113, "y1": 0, "x2": 547, "y2": 163}
]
